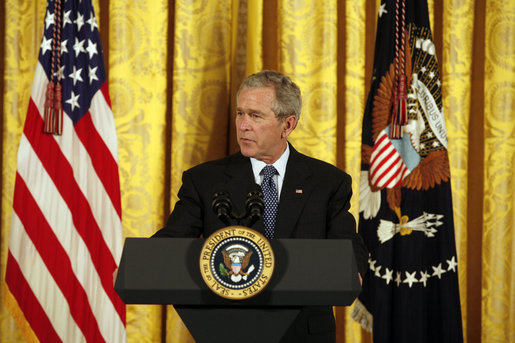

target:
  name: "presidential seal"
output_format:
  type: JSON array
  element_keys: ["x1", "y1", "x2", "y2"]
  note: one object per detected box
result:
[{"x1": 199, "y1": 226, "x2": 274, "y2": 300}]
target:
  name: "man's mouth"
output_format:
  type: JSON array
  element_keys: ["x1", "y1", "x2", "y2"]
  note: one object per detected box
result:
[{"x1": 239, "y1": 137, "x2": 254, "y2": 143}]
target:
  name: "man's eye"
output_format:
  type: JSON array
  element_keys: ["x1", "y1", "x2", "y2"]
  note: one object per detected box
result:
[
  {"x1": 236, "y1": 111, "x2": 243, "y2": 116},
  {"x1": 252, "y1": 113, "x2": 261, "y2": 118}
]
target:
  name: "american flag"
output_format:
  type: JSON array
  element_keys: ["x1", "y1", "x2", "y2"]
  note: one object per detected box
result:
[{"x1": 5, "y1": 0, "x2": 126, "y2": 342}]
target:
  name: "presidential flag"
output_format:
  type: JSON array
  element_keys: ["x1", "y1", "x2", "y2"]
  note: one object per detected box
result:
[
  {"x1": 352, "y1": 1, "x2": 463, "y2": 342},
  {"x1": 4, "y1": 0, "x2": 126, "y2": 342}
]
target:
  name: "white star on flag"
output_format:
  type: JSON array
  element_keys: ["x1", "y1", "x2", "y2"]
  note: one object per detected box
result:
[
  {"x1": 403, "y1": 271, "x2": 418, "y2": 288},
  {"x1": 378, "y1": 3, "x2": 387, "y2": 18},
  {"x1": 73, "y1": 37, "x2": 86, "y2": 57},
  {"x1": 382, "y1": 267, "x2": 394, "y2": 285},
  {"x1": 63, "y1": 10, "x2": 72, "y2": 28},
  {"x1": 40, "y1": 36, "x2": 52, "y2": 55},
  {"x1": 447, "y1": 257, "x2": 458, "y2": 272},
  {"x1": 66, "y1": 90, "x2": 80, "y2": 111},
  {"x1": 45, "y1": 10, "x2": 54, "y2": 29},
  {"x1": 369, "y1": 259, "x2": 377, "y2": 271},
  {"x1": 55, "y1": 65, "x2": 65, "y2": 81},
  {"x1": 432, "y1": 263, "x2": 446, "y2": 279},
  {"x1": 89, "y1": 65, "x2": 99, "y2": 84},
  {"x1": 419, "y1": 270, "x2": 430, "y2": 287},
  {"x1": 75, "y1": 12, "x2": 85, "y2": 31},
  {"x1": 86, "y1": 39, "x2": 98, "y2": 58},
  {"x1": 61, "y1": 39, "x2": 69, "y2": 54},
  {"x1": 69, "y1": 66, "x2": 83, "y2": 86},
  {"x1": 87, "y1": 11, "x2": 99, "y2": 31}
]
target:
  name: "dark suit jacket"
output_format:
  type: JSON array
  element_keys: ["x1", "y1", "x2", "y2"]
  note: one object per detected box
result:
[{"x1": 153, "y1": 144, "x2": 368, "y2": 342}]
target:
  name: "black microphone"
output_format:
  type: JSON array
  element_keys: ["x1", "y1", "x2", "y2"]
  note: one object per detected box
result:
[
  {"x1": 212, "y1": 189, "x2": 233, "y2": 226},
  {"x1": 245, "y1": 184, "x2": 264, "y2": 227}
]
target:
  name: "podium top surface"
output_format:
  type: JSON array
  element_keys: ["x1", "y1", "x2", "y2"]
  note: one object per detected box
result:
[{"x1": 115, "y1": 237, "x2": 361, "y2": 306}]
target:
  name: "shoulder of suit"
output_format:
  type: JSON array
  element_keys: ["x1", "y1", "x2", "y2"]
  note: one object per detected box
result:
[
  {"x1": 184, "y1": 151, "x2": 246, "y2": 174},
  {"x1": 292, "y1": 149, "x2": 349, "y2": 177}
]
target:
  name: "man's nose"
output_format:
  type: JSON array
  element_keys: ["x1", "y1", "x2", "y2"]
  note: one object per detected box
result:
[{"x1": 238, "y1": 115, "x2": 250, "y2": 130}]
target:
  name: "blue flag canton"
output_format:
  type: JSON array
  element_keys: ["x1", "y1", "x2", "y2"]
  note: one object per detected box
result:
[{"x1": 39, "y1": 0, "x2": 106, "y2": 125}]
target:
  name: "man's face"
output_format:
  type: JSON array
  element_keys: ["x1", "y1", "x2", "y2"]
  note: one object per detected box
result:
[{"x1": 236, "y1": 86, "x2": 296, "y2": 164}]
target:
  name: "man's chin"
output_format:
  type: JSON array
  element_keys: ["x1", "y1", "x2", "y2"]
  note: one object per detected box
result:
[
  {"x1": 239, "y1": 149, "x2": 254, "y2": 158},
  {"x1": 237, "y1": 143, "x2": 254, "y2": 158}
]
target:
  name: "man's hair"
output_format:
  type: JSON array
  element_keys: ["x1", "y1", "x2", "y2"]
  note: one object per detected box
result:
[{"x1": 237, "y1": 70, "x2": 302, "y2": 120}]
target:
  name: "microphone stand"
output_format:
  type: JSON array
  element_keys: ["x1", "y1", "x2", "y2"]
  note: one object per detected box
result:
[{"x1": 212, "y1": 185, "x2": 264, "y2": 227}]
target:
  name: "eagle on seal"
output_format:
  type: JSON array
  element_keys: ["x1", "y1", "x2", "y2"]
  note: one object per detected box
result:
[{"x1": 222, "y1": 250, "x2": 253, "y2": 276}]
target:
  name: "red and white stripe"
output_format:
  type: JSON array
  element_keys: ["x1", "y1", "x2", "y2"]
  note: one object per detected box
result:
[
  {"x1": 369, "y1": 130, "x2": 410, "y2": 188},
  {"x1": 6, "y1": 62, "x2": 126, "y2": 342}
]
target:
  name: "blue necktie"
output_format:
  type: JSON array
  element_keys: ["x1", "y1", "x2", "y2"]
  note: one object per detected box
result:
[{"x1": 261, "y1": 165, "x2": 278, "y2": 239}]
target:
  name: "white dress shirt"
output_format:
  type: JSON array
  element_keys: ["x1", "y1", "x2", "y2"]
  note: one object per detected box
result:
[{"x1": 250, "y1": 143, "x2": 290, "y2": 201}]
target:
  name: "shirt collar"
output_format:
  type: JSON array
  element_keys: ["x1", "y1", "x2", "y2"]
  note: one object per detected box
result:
[{"x1": 250, "y1": 143, "x2": 290, "y2": 180}]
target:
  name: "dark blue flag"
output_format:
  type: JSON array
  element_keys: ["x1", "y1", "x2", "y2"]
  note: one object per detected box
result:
[{"x1": 352, "y1": 1, "x2": 463, "y2": 342}]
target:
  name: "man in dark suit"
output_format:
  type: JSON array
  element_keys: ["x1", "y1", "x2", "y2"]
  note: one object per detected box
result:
[{"x1": 153, "y1": 70, "x2": 368, "y2": 342}]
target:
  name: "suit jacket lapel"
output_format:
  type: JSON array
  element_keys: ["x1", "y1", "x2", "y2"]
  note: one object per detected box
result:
[{"x1": 275, "y1": 145, "x2": 312, "y2": 238}]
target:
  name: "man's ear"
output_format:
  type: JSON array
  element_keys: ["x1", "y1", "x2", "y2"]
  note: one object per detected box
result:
[{"x1": 281, "y1": 115, "x2": 298, "y2": 139}]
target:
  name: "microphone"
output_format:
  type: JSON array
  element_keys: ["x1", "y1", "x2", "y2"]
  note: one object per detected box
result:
[
  {"x1": 212, "y1": 189, "x2": 233, "y2": 226},
  {"x1": 245, "y1": 184, "x2": 264, "y2": 227}
]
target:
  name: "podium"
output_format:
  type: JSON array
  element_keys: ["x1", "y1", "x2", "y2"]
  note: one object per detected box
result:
[{"x1": 115, "y1": 237, "x2": 361, "y2": 342}]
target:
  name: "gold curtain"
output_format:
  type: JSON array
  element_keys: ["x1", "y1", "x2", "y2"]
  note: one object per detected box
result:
[{"x1": 1, "y1": 0, "x2": 514, "y2": 342}]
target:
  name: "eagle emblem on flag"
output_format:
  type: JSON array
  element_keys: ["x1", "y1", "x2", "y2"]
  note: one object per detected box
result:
[{"x1": 361, "y1": 25, "x2": 450, "y2": 232}]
